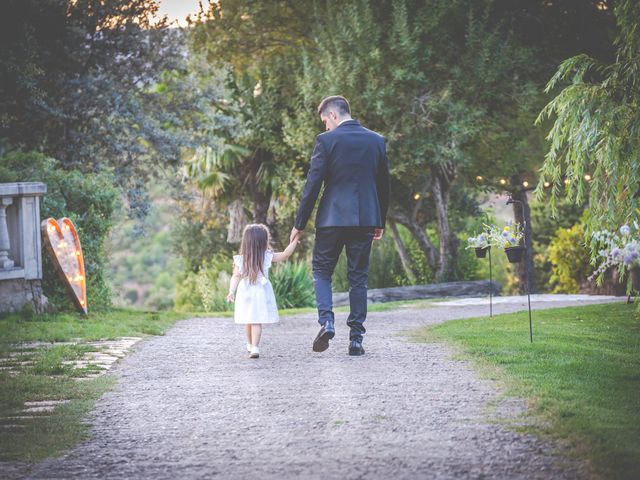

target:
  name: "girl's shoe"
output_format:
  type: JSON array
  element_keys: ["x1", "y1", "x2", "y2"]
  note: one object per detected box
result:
[
  {"x1": 249, "y1": 346, "x2": 260, "y2": 359},
  {"x1": 246, "y1": 343, "x2": 252, "y2": 353}
]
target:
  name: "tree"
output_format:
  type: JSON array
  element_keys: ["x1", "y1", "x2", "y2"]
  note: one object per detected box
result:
[
  {"x1": 0, "y1": 0, "x2": 213, "y2": 219},
  {"x1": 536, "y1": 0, "x2": 639, "y2": 230},
  {"x1": 188, "y1": 0, "x2": 313, "y2": 244}
]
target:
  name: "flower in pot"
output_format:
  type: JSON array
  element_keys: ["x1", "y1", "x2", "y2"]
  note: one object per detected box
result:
[
  {"x1": 591, "y1": 222, "x2": 640, "y2": 291},
  {"x1": 467, "y1": 231, "x2": 491, "y2": 258},
  {"x1": 488, "y1": 221, "x2": 525, "y2": 263}
]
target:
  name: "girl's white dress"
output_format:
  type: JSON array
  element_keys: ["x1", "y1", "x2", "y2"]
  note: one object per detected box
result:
[{"x1": 233, "y1": 251, "x2": 279, "y2": 324}]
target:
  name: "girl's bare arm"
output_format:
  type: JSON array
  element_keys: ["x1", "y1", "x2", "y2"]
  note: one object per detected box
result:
[
  {"x1": 226, "y1": 265, "x2": 242, "y2": 302},
  {"x1": 272, "y1": 240, "x2": 299, "y2": 263}
]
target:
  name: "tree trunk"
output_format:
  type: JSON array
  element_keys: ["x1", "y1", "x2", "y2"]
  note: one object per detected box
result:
[
  {"x1": 388, "y1": 210, "x2": 438, "y2": 268},
  {"x1": 251, "y1": 185, "x2": 270, "y2": 224},
  {"x1": 509, "y1": 176, "x2": 534, "y2": 294},
  {"x1": 266, "y1": 198, "x2": 280, "y2": 247},
  {"x1": 431, "y1": 170, "x2": 459, "y2": 282},
  {"x1": 389, "y1": 220, "x2": 419, "y2": 283},
  {"x1": 227, "y1": 199, "x2": 248, "y2": 244},
  {"x1": 247, "y1": 149, "x2": 277, "y2": 242}
]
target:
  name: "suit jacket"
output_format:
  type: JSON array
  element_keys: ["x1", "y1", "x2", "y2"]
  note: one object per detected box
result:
[{"x1": 294, "y1": 120, "x2": 390, "y2": 230}]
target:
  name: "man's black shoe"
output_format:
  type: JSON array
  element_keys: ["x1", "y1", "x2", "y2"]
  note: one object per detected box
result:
[
  {"x1": 348, "y1": 340, "x2": 365, "y2": 356},
  {"x1": 312, "y1": 320, "x2": 335, "y2": 352}
]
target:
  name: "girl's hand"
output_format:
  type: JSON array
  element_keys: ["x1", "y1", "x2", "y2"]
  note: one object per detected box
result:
[{"x1": 226, "y1": 292, "x2": 235, "y2": 303}]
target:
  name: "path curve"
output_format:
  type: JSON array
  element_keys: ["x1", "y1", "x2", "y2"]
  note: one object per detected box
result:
[{"x1": 24, "y1": 296, "x2": 622, "y2": 479}]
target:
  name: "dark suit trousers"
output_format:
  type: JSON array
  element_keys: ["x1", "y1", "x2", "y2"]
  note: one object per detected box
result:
[{"x1": 312, "y1": 227, "x2": 375, "y2": 342}]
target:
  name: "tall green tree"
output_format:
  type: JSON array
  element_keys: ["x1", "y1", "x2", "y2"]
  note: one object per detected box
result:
[
  {"x1": 0, "y1": 0, "x2": 220, "y2": 223},
  {"x1": 536, "y1": 0, "x2": 639, "y2": 229},
  {"x1": 188, "y1": 0, "x2": 313, "y2": 244}
]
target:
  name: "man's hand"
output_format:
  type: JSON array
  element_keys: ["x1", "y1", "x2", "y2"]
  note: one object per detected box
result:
[
  {"x1": 373, "y1": 228, "x2": 384, "y2": 241},
  {"x1": 290, "y1": 227, "x2": 303, "y2": 244}
]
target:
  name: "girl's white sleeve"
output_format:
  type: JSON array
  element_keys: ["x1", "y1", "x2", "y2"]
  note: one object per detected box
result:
[
  {"x1": 233, "y1": 255, "x2": 243, "y2": 273},
  {"x1": 264, "y1": 250, "x2": 274, "y2": 269}
]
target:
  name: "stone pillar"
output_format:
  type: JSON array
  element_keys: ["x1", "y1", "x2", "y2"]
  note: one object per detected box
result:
[
  {"x1": 0, "y1": 182, "x2": 48, "y2": 314},
  {"x1": 0, "y1": 197, "x2": 14, "y2": 269}
]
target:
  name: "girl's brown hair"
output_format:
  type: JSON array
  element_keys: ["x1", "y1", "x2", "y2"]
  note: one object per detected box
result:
[{"x1": 239, "y1": 224, "x2": 270, "y2": 284}]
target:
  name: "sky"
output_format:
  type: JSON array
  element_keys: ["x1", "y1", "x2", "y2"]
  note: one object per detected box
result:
[{"x1": 157, "y1": 0, "x2": 204, "y2": 26}]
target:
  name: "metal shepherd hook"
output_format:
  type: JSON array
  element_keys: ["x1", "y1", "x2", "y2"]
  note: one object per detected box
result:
[{"x1": 506, "y1": 196, "x2": 533, "y2": 343}]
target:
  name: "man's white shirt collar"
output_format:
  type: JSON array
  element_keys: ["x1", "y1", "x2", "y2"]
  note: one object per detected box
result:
[{"x1": 338, "y1": 118, "x2": 353, "y2": 126}]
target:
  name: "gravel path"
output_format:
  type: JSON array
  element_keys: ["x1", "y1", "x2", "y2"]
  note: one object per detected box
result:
[{"x1": 21, "y1": 296, "x2": 622, "y2": 479}]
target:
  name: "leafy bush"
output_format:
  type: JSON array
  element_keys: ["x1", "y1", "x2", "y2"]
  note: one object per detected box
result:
[
  {"x1": 270, "y1": 261, "x2": 315, "y2": 309},
  {"x1": 174, "y1": 270, "x2": 204, "y2": 311},
  {"x1": 548, "y1": 222, "x2": 591, "y2": 293},
  {"x1": 530, "y1": 196, "x2": 586, "y2": 292},
  {"x1": 0, "y1": 150, "x2": 119, "y2": 311}
]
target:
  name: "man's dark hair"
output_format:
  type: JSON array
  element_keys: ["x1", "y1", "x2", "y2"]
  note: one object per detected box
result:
[{"x1": 317, "y1": 95, "x2": 351, "y2": 116}]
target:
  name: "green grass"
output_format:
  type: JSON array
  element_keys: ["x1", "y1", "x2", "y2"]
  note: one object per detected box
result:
[
  {"x1": 412, "y1": 302, "x2": 640, "y2": 480},
  {"x1": 0, "y1": 308, "x2": 193, "y2": 344},
  {"x1": 0, "y1": 375, "x2": 116, "y2": 462},
  {"x1": 0, "y1": 308, "x2": 193, "y2": 462}
]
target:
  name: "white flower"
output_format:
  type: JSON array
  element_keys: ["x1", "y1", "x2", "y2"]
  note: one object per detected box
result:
[{"x1": 620, "y1": 225, "x2": 631, "y2": 236}]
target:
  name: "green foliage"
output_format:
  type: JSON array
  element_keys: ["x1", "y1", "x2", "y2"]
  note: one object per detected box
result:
[
  {"x1": 107, "y1": 181, "x2": 184, "y2": 311},
  {"x1": 536, "y1": 0, "x2": 640, "y2": 231},
  {"x1": 0, "y1": 308, "x2": 188, "y2": 343},
  {"x1": 174, "y1": 270, "x2": 205, "y2": 312},
  {"x1": 420, "y1": 302, "x2": 640, "y2": 480},
  {"x1": 183, "y1": 256, "x2": 232, "y2": 313},
  {"x1": 270, "y1": 261, "x2": 315, "y2": 309},
  {"x1": 530, "y1": 196, "x2": 586, "y2": 292},
  {"x1": 0, "y1": 150, "x2": 119, "y2": 311},
  {"x1": 547, "y1": 222, "x2": 591, "y2": 294}
]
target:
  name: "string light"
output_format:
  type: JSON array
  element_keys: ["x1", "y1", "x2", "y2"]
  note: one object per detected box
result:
[
  {"x1": 522, "y1": 180, "x2": 529, "y2": 188},
  {"x1": 584, "y1": 174, "x2": 592, "y2": 181},
  {"x1": 499, "y1": 178, "x2": 507, "y2": 185},
  {"x1": 476, "y1": 175, "x2": 483, "y2": 182},
  {"x1": 564, "y1": 178, "x2": 571, "y2": 185},
  {"x1": 413, "y1": 193, "x2": 421, "y2": 200},
  {"x1": 543, "y1": 181, "x2": 551, "y2": 188}
]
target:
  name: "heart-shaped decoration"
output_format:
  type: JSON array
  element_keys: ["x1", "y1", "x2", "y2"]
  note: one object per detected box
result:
[{"x1": 41, "y1": 218, "x2": 88, "y2": 314}]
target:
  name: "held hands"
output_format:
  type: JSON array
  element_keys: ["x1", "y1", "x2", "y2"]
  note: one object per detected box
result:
[{"x1": 289, "y1": 227, "x2": 303, "y2": 244}]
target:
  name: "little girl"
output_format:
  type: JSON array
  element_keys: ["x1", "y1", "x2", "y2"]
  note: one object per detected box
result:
[{"x1": 226, "y1": 224, "x2": 299, "y2": 358}]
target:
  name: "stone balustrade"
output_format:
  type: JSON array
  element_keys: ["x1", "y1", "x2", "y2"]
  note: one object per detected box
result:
[{"x1": 0, "y1": 182, "x2": 48, "y2": 313}]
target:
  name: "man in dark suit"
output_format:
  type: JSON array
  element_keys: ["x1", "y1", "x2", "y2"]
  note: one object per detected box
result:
[{"x1": 290, "y1": 95, "x2": 390, "y2": 356}]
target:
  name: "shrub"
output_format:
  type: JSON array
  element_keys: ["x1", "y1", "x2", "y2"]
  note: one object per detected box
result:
[
  {"x1": 174, "y1": 270, "x2": 204, "y2": 311},
  {"x1": 548, "y1": 223, "x2": 591, "y2": 293},
  {"x1": 270, "y1": 261, "x2": 315, "y2": 309},
  {"x1": 0, "y1": 150, "x2": 119, "y2": 311}
]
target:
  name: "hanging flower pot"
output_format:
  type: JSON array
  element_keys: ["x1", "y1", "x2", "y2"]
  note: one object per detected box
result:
[
  {"x1": 475, "y1": 246, "x2": 490, "y2": 258},
  {"x1": 505, "y1": 245, "x2": 525, "y2": 264},
  {"x1": 631, "y1": 267, "x2": 640, "y2": 292}
]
